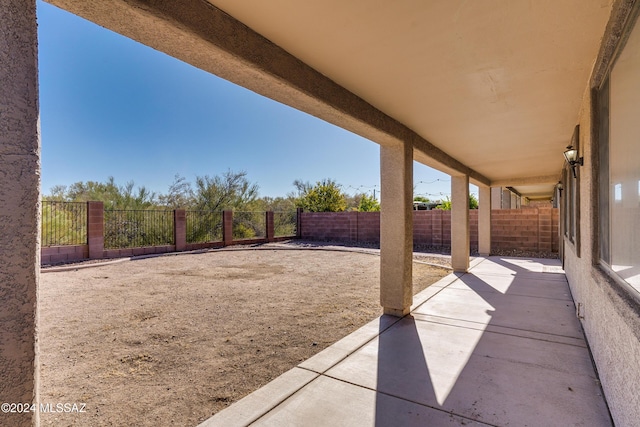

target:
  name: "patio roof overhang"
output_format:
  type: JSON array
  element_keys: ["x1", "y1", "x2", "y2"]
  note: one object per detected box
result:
[{"x1": 46, "y1": 0, "x2": 613, "y2": 199}]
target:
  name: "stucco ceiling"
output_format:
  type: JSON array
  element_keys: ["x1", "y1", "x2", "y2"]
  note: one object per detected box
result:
[{"x1": 207, "y1": 0, "x2": 613, "y2": 198}]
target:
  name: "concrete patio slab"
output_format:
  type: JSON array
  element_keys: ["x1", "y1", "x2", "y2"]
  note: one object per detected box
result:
[
  {"x1": 198, "y1": 368, "x2": 318, "y2": 427},
  {"x1": 444, "y1": 271, "x2": 573, "y2": 300},
  {"x1": 199, "y1": 257, "x2": 612, "y2": 427},
  {"x1": 299, "y1": 314, "x2": 401, "y2": 374},
  {"x1": 413, "y1": 285, "x2": 583, "y2": 339},
  {"x1": 324, "y1": 316, "x2": 607, "y2": 426},
  {"x1": 251, "y1": 375, "x2": 489, "y2": 426},
  {"x1": 410, "y1": 312, "x2": 586, "y2": 348}
]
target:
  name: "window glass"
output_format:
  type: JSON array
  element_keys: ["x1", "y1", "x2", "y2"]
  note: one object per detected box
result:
[{"x1": 609, "y1": 14, "x2": 640, "y2": 289}]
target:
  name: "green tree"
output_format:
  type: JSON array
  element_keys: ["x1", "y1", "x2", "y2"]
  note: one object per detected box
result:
[
  {"x1": 436, "y1": 196, "x2": 452, "y2": 210},
  {"x1": 295, "y1": 179, "x2": 347, "y2": 212},
  {"x1": 469, "y1": 193, "x2": 479, "y2": 209},
  {"x1": 194, "y1": 170, "x2": 259, "y2": 211},
  {"x1": 48, "y1": 177, "x2": 156, "y2": 210},
  {"x1": 436, "y1": 194, "x2": 478, "y2": 210},
  {"x1": 255, "y1": 196, "x2": 297, "y2": 212},
  {"x1": 358, "y1": 193, "x2": 380, "y2": 212},
  {"x1": 158, "y1": 174, "x2": 195, "y2": 209},
  {"x1": 343, "y1": 192, "x2": 365, "y2": 211},
  {"x1": 413, "y1": 196, "x2": 430, "y2": 203}
]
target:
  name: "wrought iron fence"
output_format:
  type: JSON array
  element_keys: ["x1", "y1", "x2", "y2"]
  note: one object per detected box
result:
[
  {"x1": 186, "y1": 211, "x2": 223, "y2": 243},
  {"x1": 274, "y1": 211, "x2": 297, "y2": 237},
  {"x1": 232, "y1": 211, "x2": 266, "y2": 240},
  {"x1": 41, "y1": 201, "x2": 87, "y2": 246},
  {"x1": 104, "y1": 210, "x2": 174, "y2": 249}
]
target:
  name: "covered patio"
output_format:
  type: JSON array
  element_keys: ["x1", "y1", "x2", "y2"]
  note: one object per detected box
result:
[
  {"x1": 2, "y1": 1, "x2": 639, "y2": 426},
  {"x1": 202, "y1": 256, "x2": 610, "y2": 426}
]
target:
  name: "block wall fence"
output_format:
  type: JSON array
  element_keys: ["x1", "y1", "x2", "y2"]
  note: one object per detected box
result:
[
  {"x1": 300, "y1": 207, "x2": 559, "y2": 253},
  {"x1": 41, "y1": 204, "x2": 559, "y2": 265},
  {"x1": 41, "y1": 202, "x2": 286, "y2": 265}
]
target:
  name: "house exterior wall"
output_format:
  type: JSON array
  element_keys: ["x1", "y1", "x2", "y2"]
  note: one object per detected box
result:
[
  {"x1": 0, "y1": 1, "x2": 40, "y2": 426},
  {"x1": 562, "y1": 78, "x2": 640, "y2": 427}
]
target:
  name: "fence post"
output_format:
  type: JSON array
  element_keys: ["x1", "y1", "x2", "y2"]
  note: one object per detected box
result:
[
  {"x1": 174, "y1": 209, "x2": 186, "y2": 251},
  {"x1": 266, "y1": 211, "x2": 275, "y2": 242},
  {"x1": 88, "y1": 201, "x2": 104, "y2": 259},
  {"x1": 296, "y1": 207, "x2": 303, "y2": 238},
  {"x1": 223, "y1": 210, "x2": 233, "y2": 246}
]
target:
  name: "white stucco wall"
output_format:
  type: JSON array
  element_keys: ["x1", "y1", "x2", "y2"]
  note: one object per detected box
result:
[{"x1": 563, "y1": 85, "x2": 640, "y2": 427}]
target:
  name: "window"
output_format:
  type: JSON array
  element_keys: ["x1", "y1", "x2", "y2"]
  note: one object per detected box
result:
[{"x1": 598, "y1": 9, "x2": 640, "y2": 292}]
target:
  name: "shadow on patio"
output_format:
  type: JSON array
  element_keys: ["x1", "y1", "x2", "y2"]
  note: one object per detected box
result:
[{"x1": 200, "y1": 257, "x2": 612, "y2": 426}]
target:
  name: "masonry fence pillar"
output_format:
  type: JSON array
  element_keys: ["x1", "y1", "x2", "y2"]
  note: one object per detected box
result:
[
  {"x1": 266, "y1": 211, "x2": 275, "y2": 242},
  {"x1": 0, "y1": 1, "x2": 40, "y2": 425},
  {"x1": 223, "y1": 210, "x2": 233, "y2": 246},
  {"x1": 478, "y1": 186, "x2": 492, "y2": 256},
  {"x1": 174, "y1": 209, "x2": 186, "y2": 251},
  {"x1": 296, "y1": 207, "x2": 303, "y2": 238},
  {"x1": 87, "y1": 201, "x2": 104, "y2": 259},
  {"x1": 380, "y1": 141, "x2": 413, "y2": 317}
]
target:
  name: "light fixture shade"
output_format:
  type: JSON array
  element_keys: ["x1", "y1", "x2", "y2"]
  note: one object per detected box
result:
[{"x1": 564, "y1": 146, "x2": 578, "y2": 164}]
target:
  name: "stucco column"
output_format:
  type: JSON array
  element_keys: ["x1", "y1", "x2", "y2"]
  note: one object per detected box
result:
[
  {"x1": 451, "y1": 175, "x2": 470, "y2": 272},
  {"x1": 380, "y1": 142, "x2": 413, "y2": 317},
  {"x1": 0, "y1": 1, "x2": 40, "y2": 426},
  {"x1": 478, "y1": 186, "x2": 491, "y2": 256}
]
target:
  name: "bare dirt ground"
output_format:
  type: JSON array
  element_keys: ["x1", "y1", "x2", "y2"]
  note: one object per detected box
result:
[{"x1": 39, "y1": 244, "x2": 450, "y2": 427}]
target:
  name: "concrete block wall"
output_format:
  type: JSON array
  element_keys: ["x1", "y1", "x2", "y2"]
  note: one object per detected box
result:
[
  {"x1": 41, "y1": 245, "x2": 89, "y2": 264},
  {"x1": 492, "y1": 206, "x2": 558, "y2": 252},
  {"x1": 301, "y1": 208, "x2": 558, "y2": 253},
  {"x1": 492, "y1": 210, "x2": 539, "y2": 251},
  {"x1": 357, "y1": 211, "x2": 380, "y2": 242}
]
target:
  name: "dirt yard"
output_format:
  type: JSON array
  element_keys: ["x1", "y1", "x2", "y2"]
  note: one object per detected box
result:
[{"x1": 39, "y1": 245, "x2": 450, "y2": 426}]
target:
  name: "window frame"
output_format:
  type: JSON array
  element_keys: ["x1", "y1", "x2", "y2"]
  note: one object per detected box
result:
[
  {"x1": 595, "y1": 3, "x2": 640, "y2": 300},
  {"x1": 562, "y1": 125, "x2": 580, "y2": 257}
]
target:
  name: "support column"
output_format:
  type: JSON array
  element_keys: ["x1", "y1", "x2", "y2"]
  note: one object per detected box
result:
[
  {"x1": 0, "y1": 1, "x2": 40, "y2": 426},
  {"x1": 478, "y1": 186, "x2": 492, "y2": 256},
  {"x1": 451, "y1": 175, "x2": 470, "y2": 272},
  {"x1": 380, "y1": 142, "x2": 413, "y2": 317}
]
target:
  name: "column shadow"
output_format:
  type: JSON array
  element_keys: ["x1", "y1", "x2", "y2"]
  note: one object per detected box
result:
[
  {"x1": 374, "y1": 315, "x2": 438, "y2": 426},
  {"x1": 371, "y1": 257, "x2": 609, "y2": 426}
]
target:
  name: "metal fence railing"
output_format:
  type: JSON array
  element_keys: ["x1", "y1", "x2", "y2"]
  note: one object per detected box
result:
[
  {"x1": 41, "y1": 201, "x2": 87, "y2": 247},
  {"x1": 40, "y1": 204, "x2": 294, "y2": 251},
  {"x1": 104, "y1": 210, "x2": 174, "y2": 249},
  {"x1": 186, "y1": 211, "x2": 223, "y2": 244},
  {"x1": 274, "y1": 211, "x2": 297, "y2": 237},
  {"x1": 232, "y1": 211, "x2": 266, "y2": 240}
]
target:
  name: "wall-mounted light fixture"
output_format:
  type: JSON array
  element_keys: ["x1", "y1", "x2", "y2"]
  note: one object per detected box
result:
[
  {"x1": 556, "y1": 181, "x2": 563, "y2": 197},
  {"x1": 563, "y1": 145, "x2": 583, "y2": 178}
]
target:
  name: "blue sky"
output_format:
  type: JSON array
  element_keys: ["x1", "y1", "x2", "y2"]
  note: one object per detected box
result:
[{"x1": 37, "y1": 1, "x2": 465, "y2": 200}]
